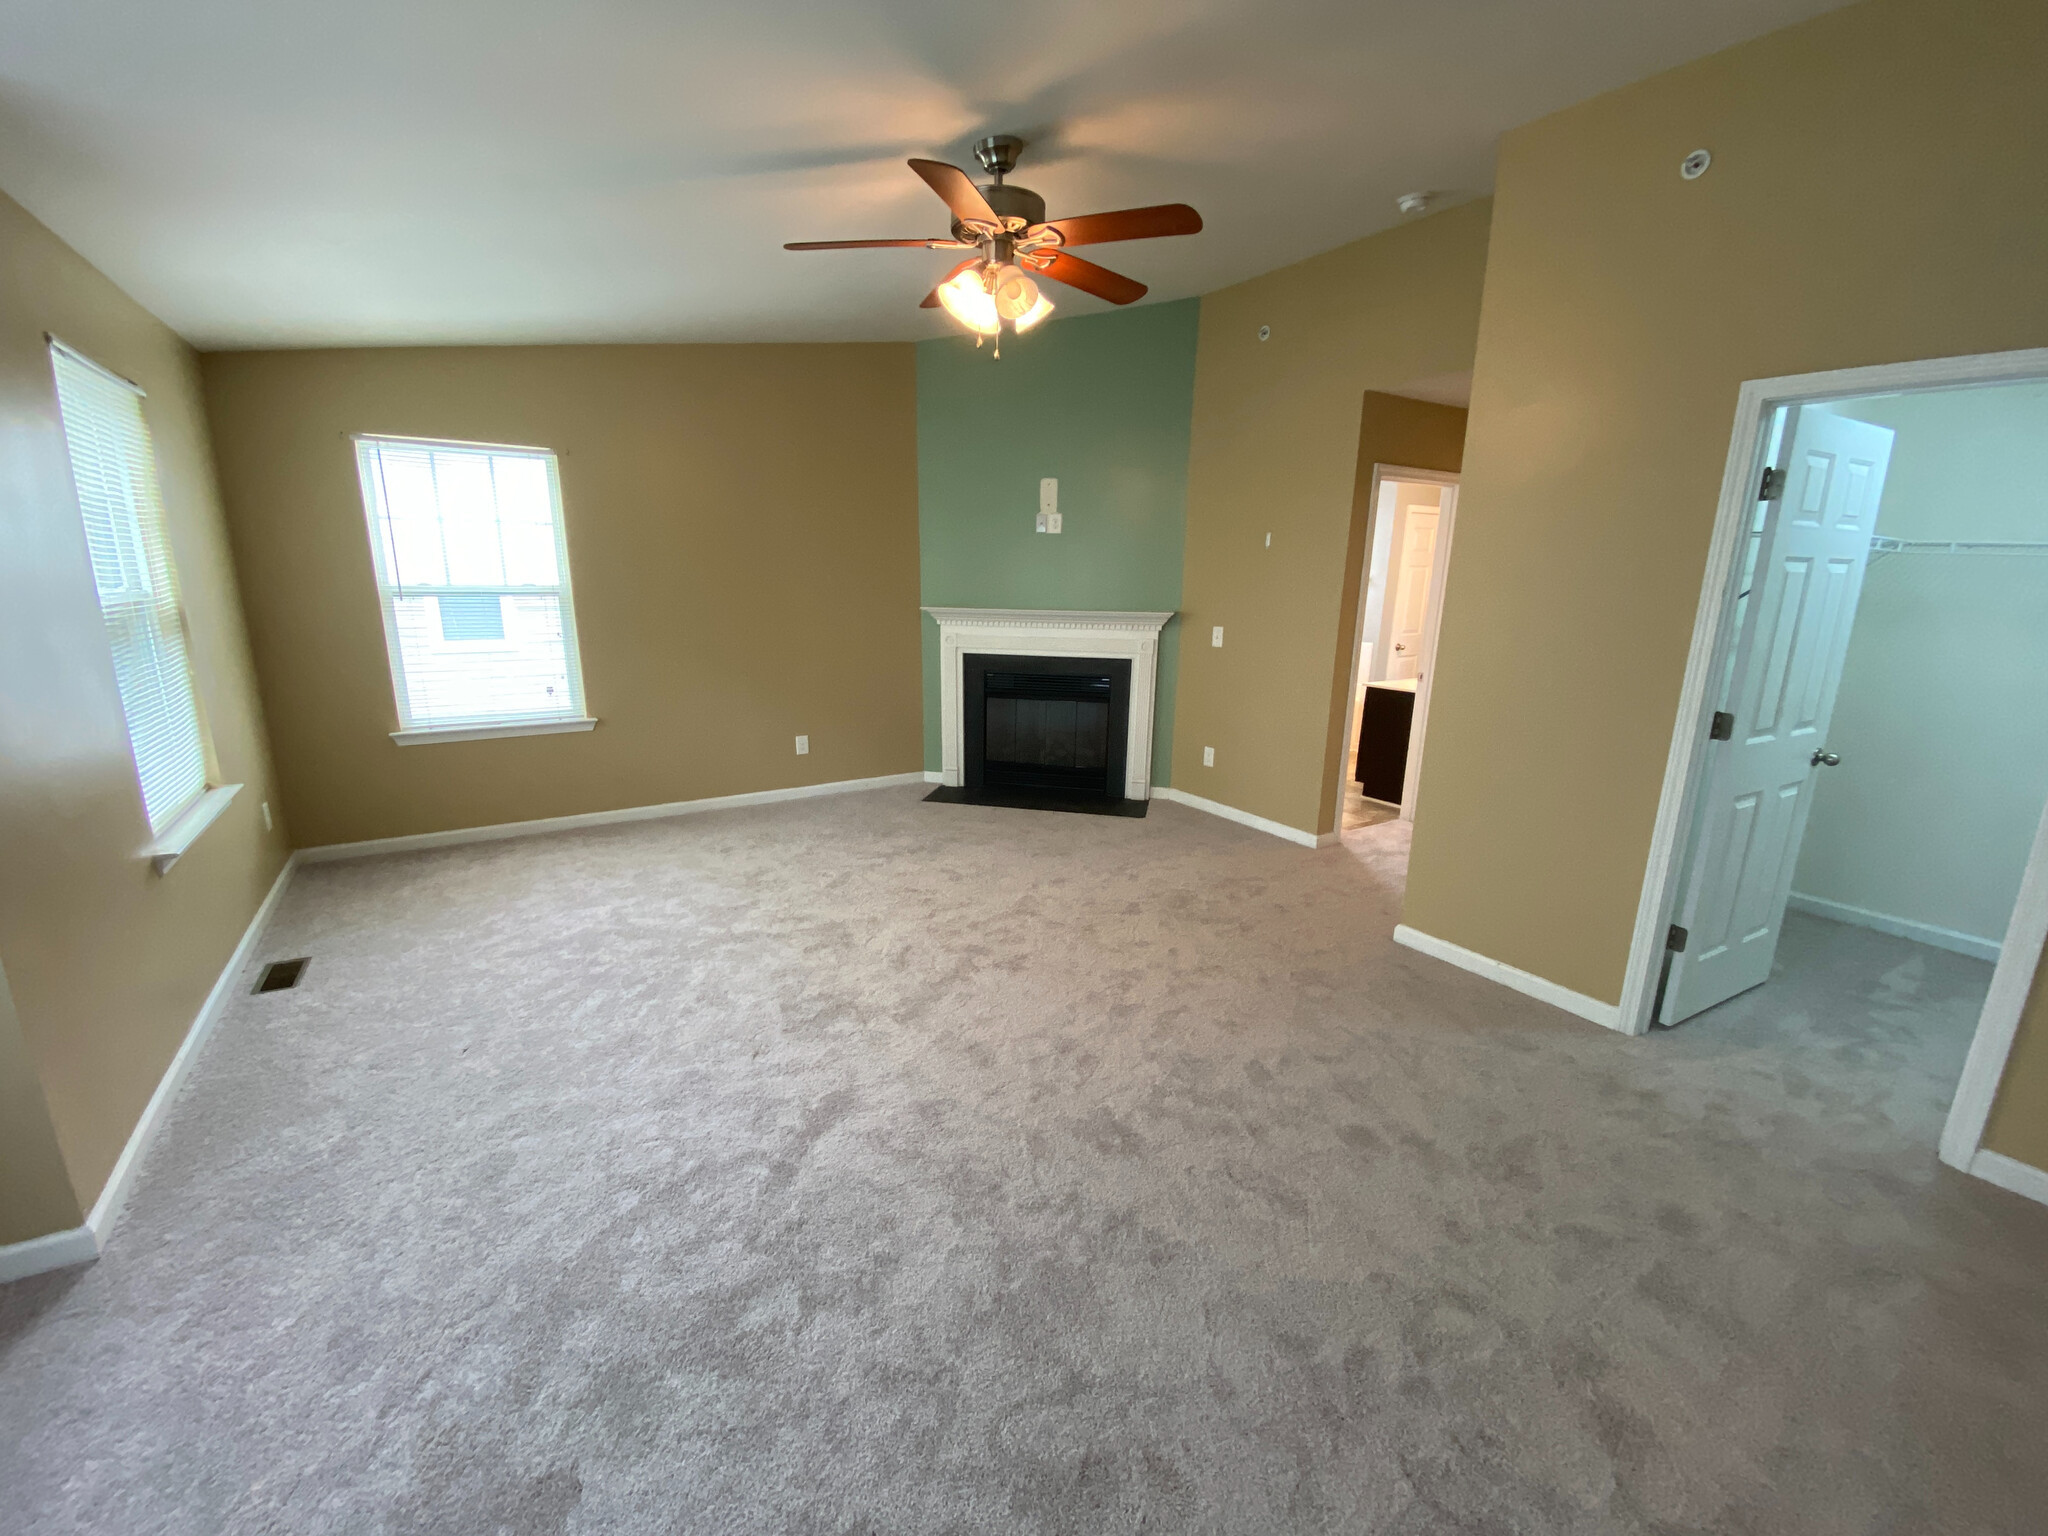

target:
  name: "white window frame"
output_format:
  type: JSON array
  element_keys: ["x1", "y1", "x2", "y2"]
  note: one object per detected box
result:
[
  {"x1": 350, "y1": 434, "x2": 594, "y2": 745},
  {"x1": 49, "y1": 337, "x2": 238, "y2": 874}
]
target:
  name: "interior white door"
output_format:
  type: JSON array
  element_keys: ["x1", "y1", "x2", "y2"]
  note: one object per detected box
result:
[
  {"x1": 1383, "y1": 507, "x2": 1440, "y2": 681},
  {"x1": 1661, "y1": 405, "x2": 1895, "y2": 1024}
]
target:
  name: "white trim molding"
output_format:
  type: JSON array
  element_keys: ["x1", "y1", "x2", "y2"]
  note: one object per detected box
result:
[
  {"x1": 1152, "y1": 787, "x2": 1336, "y2": 849},
  {"x1": 1940, "y1": 792, "x2": 2048, "y2": 1180},
  {"x1": 0, "y1": 1225, "x2": 99, "y2": 1284},
  {"x1": 142, "y1": 782, "x2": 242, "y2": 874},
  {"x1": 922, "y1": 607, "x2": 1172, "y2": 801},
  {"x1": 1619, "y1": 347, "x2": 2048, "y2": 1039},
  {"x1": 4, "y1": 845, "x2": 301, "y2": 1284},
  {"x1": 85, "y1": 851, "x2": 301, "y2": 1242},
  {"x1": 298, "y1": 771, "x2": 927, "y2": 862},
  {"x1": 1787, "y1": 892, "x2": 2002, "y2": 964},
  {"x1": 1964, "y1": 1150, "x2": 2048, "y2": 1209},
  {"x1": 392, "y1": 716, "x2": 597, "y2": 746},
  {"x1": 1393, "y1": 924, "x2": 1624, "y2": 1032}
]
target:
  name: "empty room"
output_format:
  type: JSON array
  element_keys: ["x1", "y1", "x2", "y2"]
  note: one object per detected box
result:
[{"x1": 2, "y1": 0, "x2": 2045, "y2": 1530}]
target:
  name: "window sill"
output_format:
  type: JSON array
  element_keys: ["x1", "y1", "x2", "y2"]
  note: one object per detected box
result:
[
  {"x1": 143, "y1": 784, "x2": 242, "y2": 875},
  {"x1": 391, "y1": 716, "x2": 598, "y2": 747}
]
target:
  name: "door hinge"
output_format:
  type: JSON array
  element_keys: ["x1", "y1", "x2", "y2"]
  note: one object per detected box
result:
[
  {"x1": 1709, "y1": 710, "x2": 1735, "y2": 741},
  {"x1": 1759, "y1": 465, "x2": 1785, "y2": 501},
  {"x1": 1667, "y1": 924, "x2": 1689, "y2": 953}
]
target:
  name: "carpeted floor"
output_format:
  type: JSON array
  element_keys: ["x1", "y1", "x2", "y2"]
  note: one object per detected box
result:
[{"x1": 3, "y1": 785, "x2": 2044, "y2": 1534}]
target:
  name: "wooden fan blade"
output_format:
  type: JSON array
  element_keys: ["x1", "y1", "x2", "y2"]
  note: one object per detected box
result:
[
  {"x1": 785, "y1": 238, "x2": 969, "y2": 250},
  {"x1": 908, "y1": 159, "x2": 1000, "y2": 228},
  {"x1": 919, "y1": 258, "x2": 983, "y2": 308},
  {"x1": 1031, "y1": 250, "x2": 1147, "y2": 305},
  {"x1": 1034, "y1": 203, "x2": 1202, "y2": 247}
]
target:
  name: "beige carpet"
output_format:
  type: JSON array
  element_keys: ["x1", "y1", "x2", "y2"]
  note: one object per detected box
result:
[{"x1": 2, "y1": 784, "x2": 2044, "y2": 1533}]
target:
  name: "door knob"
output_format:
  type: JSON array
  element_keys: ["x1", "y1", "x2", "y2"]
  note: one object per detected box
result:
[
  {"x1": 1394, "y1": 642, "x2": 1407, "y2": 652},
  {"x1": 1810, "y1": 749, "x2": 1841, "y2": 767}
]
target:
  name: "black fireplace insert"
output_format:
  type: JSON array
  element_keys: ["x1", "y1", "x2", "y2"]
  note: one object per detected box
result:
[{"x1": 930, "y1": 652, "x2": 1143, "y2": 816}]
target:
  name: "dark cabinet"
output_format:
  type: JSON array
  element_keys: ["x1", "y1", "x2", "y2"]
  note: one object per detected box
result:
[{"x1": 1355, "y1": 681, "x2": 1417, "y2": 804}]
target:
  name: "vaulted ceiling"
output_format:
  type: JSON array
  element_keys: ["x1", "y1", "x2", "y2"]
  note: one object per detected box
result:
[{"x1": 0, "y1": 0, "x2": 1851, "y2": 347}]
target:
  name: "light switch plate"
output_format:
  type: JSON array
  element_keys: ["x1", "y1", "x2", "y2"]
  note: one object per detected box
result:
[
  {"x1": 1203, "y1": 746, "x2": 1215, "y2": 767},
  {"x1": 1211, "y1": 626, "x2": 1224, "y2": 647},
  {"x1": 1035, "y1": 510, "x2": 1048, "y2": 533},
  {"x1": 795, "y1": 735, "x2": 809, "y2": 755}
]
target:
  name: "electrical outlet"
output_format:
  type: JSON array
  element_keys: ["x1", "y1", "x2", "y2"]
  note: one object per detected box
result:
[
  {"x1": 260, "y1": 801, "x2": 273, "y2": 832},
  {"x1": 1264, "y1": 532, "x2": 1271, "y2": 547},
  {"x1": 795, "y1": 735, "x2": 809, "y2": 755},
  {"x1": 1047, "y1": 511, "x2": 1062, "y2": 534},
  {"x1": 1035, "y1": 510, "x2": 1049, "y2": 533},
  {"x1": 1203, "y1": 746, "x2": 1215, "y2": 767},
  {"x1": 1211, "y1": 626, "x2": 1224, "y2": 647}
]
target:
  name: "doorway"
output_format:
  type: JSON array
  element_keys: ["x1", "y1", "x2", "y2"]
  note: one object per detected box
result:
[
  {"x1": 1620, "y1": 347, "x2": 2048, "y2": 1194},
  {"x1": 1340, "y1": 466, "x2": 1458, "y2": 830}
]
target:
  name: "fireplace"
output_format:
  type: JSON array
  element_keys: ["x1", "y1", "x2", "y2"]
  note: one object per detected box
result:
[
  {"x1": 965, "y1": 654, "x2": 1130, "y2": 801},
  {"x1": 920, "y1": 607, "x2": 1173, "y2": 815}
]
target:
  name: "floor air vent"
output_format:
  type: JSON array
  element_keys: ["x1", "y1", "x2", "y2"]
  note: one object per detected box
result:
[{"x1": 255, "y1": 958, "x2": 309, "y2": 993}]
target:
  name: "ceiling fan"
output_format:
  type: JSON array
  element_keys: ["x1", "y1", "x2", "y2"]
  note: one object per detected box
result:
[{"x1": 785, "y1": 135, "x2": 1202, "y2": 347}]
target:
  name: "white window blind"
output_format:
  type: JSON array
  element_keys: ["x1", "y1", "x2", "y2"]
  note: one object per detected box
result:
[
  {"x1": 50, "y1": 341, "x2": 210, "y2": 835},
  {"x1": 352, "y1": 436, "x2": 587, "y2": 732}
]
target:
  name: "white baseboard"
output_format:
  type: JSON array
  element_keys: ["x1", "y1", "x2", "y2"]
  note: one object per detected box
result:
[
  {"x1": 923, "y1": 770, "x2": 944, "y2": 783},
  {"x1": 298, "y1": 772, "x2": 928, "y2": 862},
  {"x1": 1787, "y1": 892, "x2": 2001, "y2": 963},
  {"x1": 1392, "y1": 923, "x2": 1624, "y2": 1032},
  {"x1": 1966, "y1": 1148, "x2": 2048, "y2": 1208},
  {"x1": 0, "y1": 1224, "x2": 99, "y2": 1284},
  {"x1": 83, "y1": 851, "x2": 302, "y2": 1245},
  {"x1": 1152, "y1": 787, "x2": 1337, "y2": 849}
]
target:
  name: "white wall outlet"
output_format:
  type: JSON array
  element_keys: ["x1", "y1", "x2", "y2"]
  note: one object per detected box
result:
[
  {"x1": 260, "y1": 801, "x2": 273, "y2": 832},
  {"x1": 1264, "y1": 532, "x2": 1271, "y2": 547},
  {"x1": 1035, "y1": 510, "x2": 1048, "y2": 533},
  {"x1": 1047, "y1": 511, "x2": 1062, "y2": 534},
  {"x1": 1211, "y1": 626, "x2": 1224, "y2": 647},
  {"x1": 795, "y1": 735, "x2": 809, "y2": 755},
  {"x1": 1203, "y1": 746, "x2": 1215, "y2": 767}
]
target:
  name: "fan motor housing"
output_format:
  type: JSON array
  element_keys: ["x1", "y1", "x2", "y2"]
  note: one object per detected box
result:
[{"x1": 954, "y1": 183, "x2": 1046, "y2": 243}]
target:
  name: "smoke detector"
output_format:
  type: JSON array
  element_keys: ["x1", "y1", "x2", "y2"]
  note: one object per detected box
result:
[{"x1": 1396, "y1": 192, "x2": 1433, "y2": 216}]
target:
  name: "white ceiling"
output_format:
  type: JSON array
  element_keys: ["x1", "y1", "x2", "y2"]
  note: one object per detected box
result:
[{"x1": 0, "y1": 0, "x2": 1849, "y2": 349}]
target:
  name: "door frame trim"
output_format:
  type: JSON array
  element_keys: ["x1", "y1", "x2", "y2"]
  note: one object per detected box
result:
[
  {"x1": 1621, "y1": 346, "x2": 2048, "y2": 1040},
  {"x1": 1617, "y1": 349, "x2": 2048, "y2": 1189},
  {"x1": 1341, "y1": 465, "x2": 1460, "y2": 821}
]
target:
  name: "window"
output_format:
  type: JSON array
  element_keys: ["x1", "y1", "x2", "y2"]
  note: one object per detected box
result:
[
  {"x1": 50, "y1": 340, "x2": 211, "y2": 835},
  {"x1": 352, "y1": 436, "x2": 589, "y2": 740}
]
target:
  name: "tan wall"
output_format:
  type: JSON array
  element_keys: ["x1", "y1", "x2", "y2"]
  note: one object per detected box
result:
[
  {"x1": 200, "y1": 345, "x2": 922, "y2": 848},
  {"x1": 1173, "y1": 199, "x2": 1491, "y2": 833},
  {"x1": 1402, "y1": 0, "x2": 2048, "y2": 1015},
  {"x1": 0, "y1": 960, "x2": 80, "y2": 1246},
  {"x1": 1984, "y1": 964, "x2": 2048, "y2": 1170},
  {"x1": 1316, "y1": 395, "x2": 1468, "y2": 831},
  {"x1": 0, "y1": 189, "x2": 291, "y2": 1231}
]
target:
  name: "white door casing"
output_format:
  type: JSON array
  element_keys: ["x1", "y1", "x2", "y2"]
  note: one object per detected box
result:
[{"x1": 1660, "y1": 406, "x2": 1895, "y2": 1024}]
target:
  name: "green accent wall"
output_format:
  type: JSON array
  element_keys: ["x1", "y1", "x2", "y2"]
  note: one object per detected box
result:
[{"x1": 918, "y1": 298, "x2": 1200, "y2": 783}]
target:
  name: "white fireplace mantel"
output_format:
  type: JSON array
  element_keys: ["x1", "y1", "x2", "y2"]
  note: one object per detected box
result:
[{"x1": 923, "y1": 607, "x2": 1175, "y2": 800}]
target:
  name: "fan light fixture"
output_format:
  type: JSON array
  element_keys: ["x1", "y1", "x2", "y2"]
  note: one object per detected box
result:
[
  {"x1": 783, "y1": 136, "x2": 1202, "y2": 355},
  {"x1": 935, "y1": 262, "x2": 1055, "y2": 340}
]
